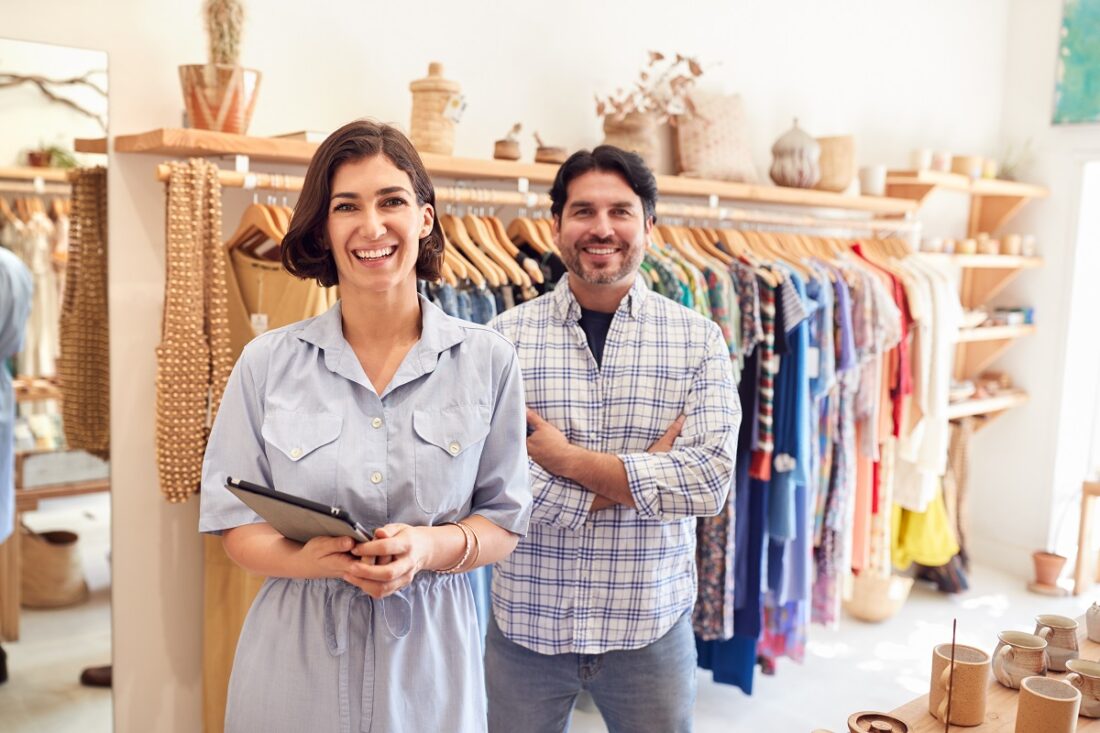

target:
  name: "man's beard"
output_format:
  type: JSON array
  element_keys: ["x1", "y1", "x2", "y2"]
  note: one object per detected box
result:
[{"x1": 561, "y1": 236, "x2": 643, "y2": 285}]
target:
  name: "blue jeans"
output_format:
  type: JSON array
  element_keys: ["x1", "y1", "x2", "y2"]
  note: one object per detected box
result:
[{"x1": 485, "y1": 611, "x2": 697, "y2": 733}]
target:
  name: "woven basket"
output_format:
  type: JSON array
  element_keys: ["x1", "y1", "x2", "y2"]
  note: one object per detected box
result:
[
  {"x1": 673, "y1": 92, "x2": 757, "y2": 183},
  {"x1": 20, "y1": 525, "x2": 89, "y2": 608},
  {"x1": 179, "y1": 64, "x2": 261, "y2": 135},
  {"x1": 843, "y1": 573, "x2": 913, "y2": 623},
  {"x1": 409, "y1": 62, "x2": 460, "y2": 155},
  {"x1": 814, "y1": 135, "x2": 855, "y2": 192},
  {"x1": 602, "y1": 112, "x2": 659, "y2": 170}
]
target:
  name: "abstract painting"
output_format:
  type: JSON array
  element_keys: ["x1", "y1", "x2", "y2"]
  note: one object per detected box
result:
[{"x1": 1054, "y1": 0, "x2": 1100, "y2": 124}]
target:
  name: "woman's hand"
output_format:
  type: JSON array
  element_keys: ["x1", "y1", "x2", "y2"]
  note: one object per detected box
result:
[
  {"x1": 293, "y1": 535, "x2": 363, "y2": 578},
  {"x1": 343, "y1": 524, "x2": 435, "y2": 599}
]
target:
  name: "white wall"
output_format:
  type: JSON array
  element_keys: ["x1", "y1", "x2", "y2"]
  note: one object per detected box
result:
[
  {"x1": 0, "y1": 38, "x2": 107, "y2": 166},
  {"x1": 3, "y1": 1, "x2": 1015, "y2": 729},
  {"x1": 963, "y1": 0, "x2": 1100, "y2": 575}
]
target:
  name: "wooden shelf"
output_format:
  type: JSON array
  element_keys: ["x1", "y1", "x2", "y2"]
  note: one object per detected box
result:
[
  {"x1": 946, "y1": 389, "x2": 1029, "y2": 420},
  {"x1": 885, "y1": 169, "x2": 1048, "y2": 236},
  {"x1": 0, "y1": 166, "x2": 72, "y2": 183},
  {"x1": 114, "y1": 128, "x2": 918, "y2": 215},
  {"x1": 955, "y1": 324, "x2": 1037, "y2": 343},
  {"x1": 74, "y1": 137, "x2": 108, "y2": 154},
  {"x1": 921, "y1": 253, "x2": 1043, "y2": 269},
  {"x1": 12, "y1": 377, "x2": 62, "y2": 402},
  {"x1": 887, "y1": 169, "x2": 1048, "y2": 199}
]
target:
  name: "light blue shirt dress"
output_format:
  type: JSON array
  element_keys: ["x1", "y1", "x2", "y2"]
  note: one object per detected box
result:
[
  {"x1": 1, "y1": 248, "x2": 33, "y2": 545},
  {"x1": 199, "y1": 296, "x2": 532, "y2": 733}
]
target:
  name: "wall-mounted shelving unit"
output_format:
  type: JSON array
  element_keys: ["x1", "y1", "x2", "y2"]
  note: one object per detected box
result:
[{"x1": 887, "y1": 170, "x2": 1048, "y2": 430}]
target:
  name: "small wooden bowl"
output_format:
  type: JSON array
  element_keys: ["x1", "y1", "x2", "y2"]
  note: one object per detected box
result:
[
  {"x1": 493, "y1": 139, "x2": 520, "y2": 161},
  {"x1": 535, "y1": 146, "x2": 568, "y2": 164}
]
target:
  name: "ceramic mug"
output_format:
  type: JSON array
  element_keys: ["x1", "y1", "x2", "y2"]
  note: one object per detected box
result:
[
  {"x1": 1067, "y1": 658, "x2": 1100, "y2": 718},
  {"x1": 859, "y1": 165, "x2": 887, "y2": 196},
  {"x1": 992, "y1": 631, "x2": 1047, "y2": 689},
  {"x1": 1034, "y1": 614, "x2": 1079, "y2": 672},
  {"x1": 928, "y1": 643, "x2": 989, "y2": 726},
  {"x1": 1015, "y1": 676, "x2": 1081, "y2": 733},
  {"x1": 910, "y1": 148, "x2": 933, "y2": 171}
]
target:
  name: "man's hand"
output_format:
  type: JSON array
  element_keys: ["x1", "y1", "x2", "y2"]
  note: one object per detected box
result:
[
  {"x1": 525, "y1": 408, "x2": 580, "y2": 477},
  {"x1": 588, "y1": 414, "x2": 685, "y2": 513}
]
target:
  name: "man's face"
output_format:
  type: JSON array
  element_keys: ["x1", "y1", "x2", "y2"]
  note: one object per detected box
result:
[{"x1": 554, "y1": 170, "x2": 651, "y2": 290}]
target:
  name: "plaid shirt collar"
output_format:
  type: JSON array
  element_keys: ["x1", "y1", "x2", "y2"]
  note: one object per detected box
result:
[{"x1": 550, "y1": 271, "x2": 650, "y2": 324}]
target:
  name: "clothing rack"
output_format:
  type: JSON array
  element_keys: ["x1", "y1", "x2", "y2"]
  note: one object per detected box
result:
[{"x1": 153, "y1": 163, "x2": 917, "y2": 237}]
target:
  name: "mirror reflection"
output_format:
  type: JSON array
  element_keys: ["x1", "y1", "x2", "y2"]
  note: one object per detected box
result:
[{"x1": 0, "y1": 36, "x2": 110, "y2": 730}]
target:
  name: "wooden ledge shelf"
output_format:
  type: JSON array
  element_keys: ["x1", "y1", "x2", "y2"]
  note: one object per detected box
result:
[
  {"x1": 74, "y1": 137, "x2": 108, "y2": 154},
  {"x1": 114, "y1": 128, "x2": 917, "y2": 215},
  {"x1": 0, "y1": 166, "x2": 72, "y2": 183},
  {"x1": 887, "y1": 169, "x2": 1049, "y2": 200},
  {"x1": 12, "y1": 377, "x2": 62, "y2": 402},
  {"x1": 955, "y1": 324, "x2": 1037, "y2": 343},
  {"x1": 886, "y1": 169, "x2": 1048, "y2": 236},
  {"x1": 921, "y1": 253, "x2": 1043, "y2": 269},
  {"x1": 946, "y1": 389, "x2": 1029, "y2": 421}
]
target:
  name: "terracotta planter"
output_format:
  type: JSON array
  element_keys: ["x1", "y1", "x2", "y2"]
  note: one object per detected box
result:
[
  {"x1": 602, "y1": 112, "x2": 660, "y2": 170},
  {"x1": 179, "y1": 64, "x2": 261, "y2": 135},
  {"x1": 26, "y1": 150, "x2": 51, "y2": 167},
  {"x1": 1032, "y1": 551, "x2": 1068, "y2": 586}
]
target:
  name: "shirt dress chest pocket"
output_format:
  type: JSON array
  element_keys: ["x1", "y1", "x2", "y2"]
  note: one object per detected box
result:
[
  {"x1": 261, "y1": 410, "x2": 342, "y2": 493},
  {"x1": 412, "y1": 404, "x2": 491, "y2": 513}
]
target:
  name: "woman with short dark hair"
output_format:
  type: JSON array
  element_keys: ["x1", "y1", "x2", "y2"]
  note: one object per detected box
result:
[{"x1": 199, "y1": 119, "x2": 531, "y2": 732}]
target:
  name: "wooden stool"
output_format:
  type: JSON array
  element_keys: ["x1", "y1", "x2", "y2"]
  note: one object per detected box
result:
[{"x1": 1074, "y1": 479, "x2": 1100, "y2": 596}]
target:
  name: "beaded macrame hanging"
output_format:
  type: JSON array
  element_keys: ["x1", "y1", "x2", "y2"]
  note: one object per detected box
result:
[
  {"x1": 155, "y1": 159, "x2": 233, "y2": 503},
  {"x1": 58, "y1": 166, "x2": 110, "y2": 460}
]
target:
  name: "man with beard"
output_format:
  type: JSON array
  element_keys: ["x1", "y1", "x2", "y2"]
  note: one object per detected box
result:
[{"x1": 486, "y1": 146, "x2": 741, "y2": 732}]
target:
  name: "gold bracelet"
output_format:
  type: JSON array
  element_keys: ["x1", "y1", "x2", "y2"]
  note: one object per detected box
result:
[
  {"x1": 438, "y1": 521, "x2": 473, "y2": 574},
  {"x1": 458, "y1": 520, "x2": 481, "y2": 569}
]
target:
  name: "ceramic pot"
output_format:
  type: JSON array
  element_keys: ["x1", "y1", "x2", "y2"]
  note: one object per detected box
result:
[
  {"x1": 1032, "y1": 551, "x2": 1067, "y2": 586},
  {"x1": 1088, "y1": 602, "x2": 1100, "y2": 642},
  {"x1": 769, "y1": 118, "x2": 820, "y2": 189},
  {"x1": 179, "y1": 64, "x2": 261, "y2": 135}
]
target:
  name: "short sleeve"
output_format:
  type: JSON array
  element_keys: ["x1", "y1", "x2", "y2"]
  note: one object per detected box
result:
[
  {"x1": 198, "y1": 345, "x2": 272, "y2": 534},
  {"x1": 468, "y1": 344, "x2": 532, "y2": 535}
]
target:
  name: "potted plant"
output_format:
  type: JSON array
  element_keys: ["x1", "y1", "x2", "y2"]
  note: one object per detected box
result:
[
  {"x1": 25, "y1": 144, "x2": 78, "y2": 169},
  {"x1": 179, "y1": 0, "x2": 261, "y2": 135},
  {"x1": 594, "y1": 51, "x2": 704, "y2": 170}
]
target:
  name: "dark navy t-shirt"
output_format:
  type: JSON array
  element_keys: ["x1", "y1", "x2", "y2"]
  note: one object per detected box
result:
[{"x1": 578, "y1": 307, "x2": 615, "y2": 368}]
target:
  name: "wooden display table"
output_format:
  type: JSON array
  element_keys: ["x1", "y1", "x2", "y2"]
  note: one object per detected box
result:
[{"x1": 888, "y1": 619, "x2": 1098, "y2": 731}]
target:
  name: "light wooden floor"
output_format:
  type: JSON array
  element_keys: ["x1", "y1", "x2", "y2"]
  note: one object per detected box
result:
[
  {"x1": 1, "y1": 493, "x2": 1093, "y2": 733},
  {"x1": 0, "y1": 493, "x2": 111, "y2": 733}
]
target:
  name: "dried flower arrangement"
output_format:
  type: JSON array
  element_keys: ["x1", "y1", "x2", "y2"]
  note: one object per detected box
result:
[{"x1": 594, "y1": 51, "x2": 705, "y2": 125}]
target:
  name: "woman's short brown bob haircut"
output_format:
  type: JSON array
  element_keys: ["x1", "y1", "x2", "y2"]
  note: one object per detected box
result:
[{"x1": 282, "y1": 119, "x2": 444, "y2": 287}]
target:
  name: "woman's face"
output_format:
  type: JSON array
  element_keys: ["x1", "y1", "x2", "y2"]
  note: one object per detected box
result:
[{"x1": 325, "y1": 154, "x2": 434, "y2": 297}]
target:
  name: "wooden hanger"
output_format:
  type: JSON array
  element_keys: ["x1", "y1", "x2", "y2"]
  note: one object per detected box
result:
[
  {"x1": 486, "y1": 215, "x2": 543, "y2": 285},
  {"x1": 226, "y1": 201, "x2": 287, "y2": 261},
  {"x1": 442, "y1": 234, "x2": 484, "y2": 287},
  {"x1": 0, "y1": 197, "x2": 15, "y2": 225},
  {"x1": 688, "y1": 226, "x2": 733, "y2": 266},
  {"x1": 463, "y1": 212, "x2": 529, "y2": 287},
  {"x1": 506, "y1": 216, "x2": 551, "y2": 256},
  {"x1": 439, "y1": 259, "x2": 458, "y2": 287},
  {"x1": 532, "y1": 218, "x2": 560, "y2": 256},
  {"x1": 440, "y1": 214, "x2": 503, "y2": 287}
]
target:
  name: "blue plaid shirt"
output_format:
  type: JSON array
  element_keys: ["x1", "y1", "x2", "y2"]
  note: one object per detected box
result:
[{"x1": 490, "y1": 274, "x2": 740, "y2": 654}]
